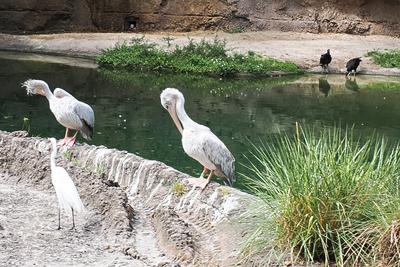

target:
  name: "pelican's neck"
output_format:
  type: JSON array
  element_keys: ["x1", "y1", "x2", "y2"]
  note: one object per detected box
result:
[
  {"x1": 175, "y1": 97, "x2": 198, "y2": 129},
  {"x1": 42, "y1": 83, "x2": 54, "y2": 101},
  {"x1": 50, "y1": 145, "x2": 57, "y2": 169}
]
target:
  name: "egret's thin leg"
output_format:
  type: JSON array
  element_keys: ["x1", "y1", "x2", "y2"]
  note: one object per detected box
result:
[
  {"x1": 71, "y1": 208, "x2": 75, "y2": 230},
  {"x1": 57, "y1": 206, "x2": 61, "y2": 230}
]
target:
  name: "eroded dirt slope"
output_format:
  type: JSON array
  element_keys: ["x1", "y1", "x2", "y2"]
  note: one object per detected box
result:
[
  {"x1": 0, "y1": 131, "x2": 258, "y2": 266},
  {"x1": 0, "y1": 173, "x2": 147, "y2": 267}
]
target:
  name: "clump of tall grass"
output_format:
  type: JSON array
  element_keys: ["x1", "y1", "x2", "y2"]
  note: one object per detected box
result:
[
  {"x1": 97, "y1": 37, "x2": 301, "y2": 76},
  {"x1": 242, "y1": 125, "x2": 400, "y2": 266}
]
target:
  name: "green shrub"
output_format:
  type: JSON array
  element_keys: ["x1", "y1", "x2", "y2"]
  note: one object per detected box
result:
[
  {"x1": 171, "y1": 182, "x2": 187, "y2": 197},
  {"x1": 368, "y1": 50, "x2": 400, "y2": 68},
  {"x1": 97, "y1": 37, "x2": 302, "y2": 76},
  {"x1": 242, "y1": 125, "x2": 400, "y2": 266}
]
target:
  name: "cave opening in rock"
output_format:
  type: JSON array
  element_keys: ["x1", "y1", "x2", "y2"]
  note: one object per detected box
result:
[{"x1": 125, "y1": 16, "x2": 138, "y2": 31}]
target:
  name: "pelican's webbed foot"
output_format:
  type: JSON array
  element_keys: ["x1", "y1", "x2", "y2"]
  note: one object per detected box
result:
[{"x1": 187, "y1": 178, "x2": 210, "y2": 190}]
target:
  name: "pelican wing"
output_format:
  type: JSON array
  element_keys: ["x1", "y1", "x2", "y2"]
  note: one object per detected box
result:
[
  {"x1": 202, "y1": 133, "x2": 236, "y2": 186},
  {"x1": 54, "y1": 88, "x2": 77, "y2": 100},
  {"x1": 73, "y1": 101, "x2": 94, "y2": 139}
]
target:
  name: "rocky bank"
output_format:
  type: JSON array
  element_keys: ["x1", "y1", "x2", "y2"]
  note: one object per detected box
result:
[
  {"x1": 0, "y1": 130, "x2": 260, "y2": 266},
  {"x1": 1, "y1": 0, "x2": 399, "y2": 36}
]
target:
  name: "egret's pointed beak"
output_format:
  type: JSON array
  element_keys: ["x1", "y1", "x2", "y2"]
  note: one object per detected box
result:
[{"x1": 167, "y1": 100, "x2": 183, "y2": 134}]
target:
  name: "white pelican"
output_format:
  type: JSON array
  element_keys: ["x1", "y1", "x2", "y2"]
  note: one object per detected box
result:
[
  {"x1": 49, "y1": 138, "x2": 85, "y2": 229},
  {"x1": 160, "y1": 88, "x2": 235, "y2": 189},
  {"x1": 22, "y1": 79, "x2": 94, "y2": 146}
]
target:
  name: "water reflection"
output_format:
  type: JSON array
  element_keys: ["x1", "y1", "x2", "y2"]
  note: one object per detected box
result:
[
  {"x1": 1, "y1": 55, "x2": 400, "y2": 189},
  {"x1": 318, "y1": 78, "x2": 331, "y2": 97},
  {"x1": 345, "y1": 76, "x2": 360, "y2": 92}
]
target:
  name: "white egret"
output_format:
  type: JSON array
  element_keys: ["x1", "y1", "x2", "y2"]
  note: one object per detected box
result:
[{"x1": 49, "y1": 138, "x2": 85, "y2": 229}]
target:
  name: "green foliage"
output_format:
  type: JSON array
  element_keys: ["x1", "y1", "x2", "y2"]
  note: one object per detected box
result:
[
  {"x1": 171, "y1": 182, "x2": 187, "y2": 197},
  {"x1": 97, "y1": 37, "x2": 302, "y2": 76},
  {"x1": 62, "y1": 150, "x2": 73, "y2": 160},
  {"x1": 218, "y1": 186, "x2": 231, "y2": 198},
  {"x1": 225, "y1": 26, "x2": 246, "y2": 34},
  {"x1": 22, "y1": 117, "x2": 30, "y2": 133},
  {"x1": 368, "y1": 50, "x2": 400, "y2": 68},
  {"x1": 95, "y1": 164, "x2": 107, "y2": 176},
  {"x1": 242, "y1": 125, "x2": 400, "y2": 266}
]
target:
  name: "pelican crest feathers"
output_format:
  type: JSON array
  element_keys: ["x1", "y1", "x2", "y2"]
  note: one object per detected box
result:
[{"x1": 21, "y1": 79, "x2": 49, "y2": 96}]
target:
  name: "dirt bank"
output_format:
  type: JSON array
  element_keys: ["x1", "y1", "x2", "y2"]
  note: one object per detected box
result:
[
  {"x1": 0, "y1": 173, "x2": 149, "y2": 267},
  {"x1": 1, "y1": 31, "x2": 400, "y2": 76},
  {"x1": 0, "y1": 131, "x2": 259, "y2": 266}
]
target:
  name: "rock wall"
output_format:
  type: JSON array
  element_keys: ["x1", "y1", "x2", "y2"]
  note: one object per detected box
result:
[
  {"x1": 0, "y1": 130, "x2": 261, "y2": 266},
  {"x1": 0, "y1": 0, "x2": 399, "y2": 36}
]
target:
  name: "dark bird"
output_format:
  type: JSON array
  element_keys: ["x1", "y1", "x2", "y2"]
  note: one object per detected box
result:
[
  {"x1": 346, "y1": 57, "x2": 362, "y2": 77},
  {"x1": 320, "y1": 49, "x2": 332, "y2": 73},
  {"x1": 319, "y1": 78, "x2": 331, "y2": 97}
]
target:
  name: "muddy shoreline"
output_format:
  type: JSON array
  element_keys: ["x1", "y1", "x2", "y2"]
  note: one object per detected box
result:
[
  {"x1": 0, "y1": 31, "x2": 400, "y2": 76},
  {"x1": 0, "y1": 131, "x2": 259, "y2": 266}
]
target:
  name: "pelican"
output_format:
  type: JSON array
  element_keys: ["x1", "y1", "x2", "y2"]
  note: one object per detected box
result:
[
  {"x1": 22, "y1": 79, "x2": 94, "y2": 146},
  {"x1": 160, "y1": 88, "x2": 235, "y2": 189},
  {"x1": 49, "y1": 138, "x2": 85, "y2": 229}
]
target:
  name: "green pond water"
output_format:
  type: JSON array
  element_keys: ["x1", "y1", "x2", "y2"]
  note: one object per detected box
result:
[{"x1": 1, "y1": 52, "x2": 400, "y2": 189}]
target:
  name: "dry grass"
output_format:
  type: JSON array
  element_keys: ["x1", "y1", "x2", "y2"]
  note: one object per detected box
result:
[{"x1": 377, "y1": 220, "x2": 400, "y2": 266}]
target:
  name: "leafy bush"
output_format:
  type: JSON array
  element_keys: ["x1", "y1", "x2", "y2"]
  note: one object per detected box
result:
[
  {"x1": 368, "y1": 50, "x2": 400, "y2": 68},
  {"x1": 97, "y1": 37, "x2": 302, "y2": 76},
  {"x1": 242, "y1": 125, "x2": 400, "y2": 266}
]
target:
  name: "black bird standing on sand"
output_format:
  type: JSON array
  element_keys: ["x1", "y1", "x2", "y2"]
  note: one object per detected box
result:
[
  {"x1": 346, "y1": 57, "x2": 362, "y2": 76},
  {"x1": 320, "y1": 49, "x2": 332, "y2": 73}
]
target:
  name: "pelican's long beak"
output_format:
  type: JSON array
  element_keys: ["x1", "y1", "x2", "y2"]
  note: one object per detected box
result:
[{"x1": 167, "y1": 101, "x2": 183, "y2": 134}]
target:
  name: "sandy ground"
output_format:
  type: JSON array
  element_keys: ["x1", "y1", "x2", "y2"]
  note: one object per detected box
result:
[
  {"x1": 0, "y1": 31, "x2": 400, "y2": 75},
  {"x1": 0, "y1": 173, "x2": 149, "y2": 267}
]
